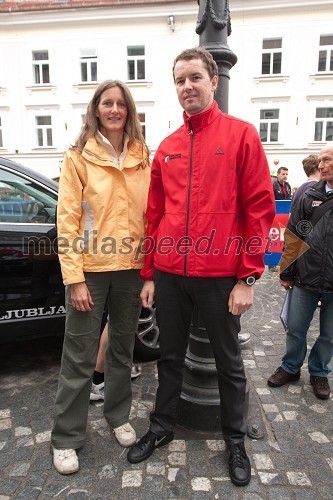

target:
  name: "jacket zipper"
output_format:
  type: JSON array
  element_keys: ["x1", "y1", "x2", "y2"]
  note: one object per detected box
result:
[{"x1": 184, "y1": 125, "x2": 194, "y2": 276}]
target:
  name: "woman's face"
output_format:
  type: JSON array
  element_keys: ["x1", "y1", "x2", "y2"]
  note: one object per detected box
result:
[{"x1": 96, "y1": 86, "x2": 128, "y2": 137}]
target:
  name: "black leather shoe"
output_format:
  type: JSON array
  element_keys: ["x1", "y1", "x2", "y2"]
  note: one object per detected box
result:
[
  {"x1": 127, "y1": 430, "x2": 174, "y2": 464},
  {"x1": 228, "y1": 442, "x2": 251, "y2": 486}
]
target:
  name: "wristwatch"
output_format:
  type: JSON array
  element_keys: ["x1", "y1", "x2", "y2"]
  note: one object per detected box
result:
[{"x1": 240, "y1": 275, "x2": 256, "y2": 286}]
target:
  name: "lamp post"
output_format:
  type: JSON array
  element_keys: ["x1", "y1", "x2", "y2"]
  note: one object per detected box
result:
[
  {"x1": 176, "y1": 0, "x2": 247, "y2": 433},
  {"x1": 196, "y1": 0, "x2": 237, "y2": 113}
]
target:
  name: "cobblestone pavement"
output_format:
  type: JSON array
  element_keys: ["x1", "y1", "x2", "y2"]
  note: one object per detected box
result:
[{"x1": 0, "y1": 269, "x2": 332, "y2": 499}]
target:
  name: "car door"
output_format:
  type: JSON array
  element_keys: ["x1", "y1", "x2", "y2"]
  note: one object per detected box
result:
[{"x1": 0, "y1": 163, "x2": 65, "y2": 341}]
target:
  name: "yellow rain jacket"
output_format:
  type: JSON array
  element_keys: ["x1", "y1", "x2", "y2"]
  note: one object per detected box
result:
[{"x1": 57, "y1": 136, "x2": 150, "y2": 285}]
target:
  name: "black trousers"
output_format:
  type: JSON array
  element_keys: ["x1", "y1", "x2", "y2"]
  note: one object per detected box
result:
[{"x1": 150, "y1": 270, "x2": 248, "y2": 445}]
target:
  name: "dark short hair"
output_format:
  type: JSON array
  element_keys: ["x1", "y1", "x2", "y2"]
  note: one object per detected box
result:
[
  {"x1": 277, "y1": 167, "x2": 288, "y2": 174},
  {"x1": 302, "y1": 154, "x2": 319, "y2": 177},
  {"x1": 172, "y1": 47, "x2": 218, "y2": 81}
]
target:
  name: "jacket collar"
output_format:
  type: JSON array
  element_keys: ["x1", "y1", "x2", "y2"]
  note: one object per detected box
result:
[
  {"x1": 183, "y1": 101, "x2": 222, "y2": 133},
  {"x1": 82, "y1": 136, "x2": 145, "y2": 169},
  {"x1": 306, "y1": 180, "x2": 329, "y2": 199}
]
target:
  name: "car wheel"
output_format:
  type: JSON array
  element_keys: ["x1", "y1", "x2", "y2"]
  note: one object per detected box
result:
[{"x1": 134, "y1": 305, "x2": 160, "y2": 362}]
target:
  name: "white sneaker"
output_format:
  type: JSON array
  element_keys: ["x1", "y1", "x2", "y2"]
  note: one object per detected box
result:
[
  {"x1": 52, "y1": 446, "x2": 79, "y2": 475},
  {"x1": 113, "y1": 422, "x2": 136, "y2": 447},
  {"x1": 90, "y1": 382, "x2": 104, "y2": 401},
  {"x1": 131, "y1": 365, "x2": 142, "y2": 379},
  {"x1": 238, "y1": 333, "x2": 251, "y2": 346}
]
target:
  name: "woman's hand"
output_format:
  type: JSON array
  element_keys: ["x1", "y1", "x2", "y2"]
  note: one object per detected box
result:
[{"x1": 70, "y1": 282, "x2": 94, "y2": 312}]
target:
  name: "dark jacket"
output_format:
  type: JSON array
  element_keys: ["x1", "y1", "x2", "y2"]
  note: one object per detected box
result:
[
  {"x1": 280, "y1": 180, "x2": 333, "y2": 292},
  {"x1": 141, "y1": 101, "x2": 275, "y2": 281},
  {"x1": 291, "y1": 180, "x2": 317, "y2": 207},
  {"x1": 273, "y1": 179, "x2": 292, "y2": 200}
]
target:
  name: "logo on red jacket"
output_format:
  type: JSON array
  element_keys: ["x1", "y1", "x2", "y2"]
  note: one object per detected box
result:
[{"x1": 165, "y1": 154, "x2": 182, "y2": 162}]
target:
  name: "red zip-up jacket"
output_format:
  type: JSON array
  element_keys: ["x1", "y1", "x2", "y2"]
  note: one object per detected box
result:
[{"x1": 141, "y1": 102, "x2": 275, "y2": 281}]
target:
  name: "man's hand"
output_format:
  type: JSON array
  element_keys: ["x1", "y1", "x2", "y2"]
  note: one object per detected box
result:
[
  {"x1": 140, "y1": 280, "x2": 155, "y2": 307},
  {"x1": 280, "y1": 279, "x2": 294, "y2": 290},
  {"x1": 228, "y1": 280, "x2": 254, "y2": 316},
  {"x1": 70, "y1": 282, "x2": 94, "y2": 312}
]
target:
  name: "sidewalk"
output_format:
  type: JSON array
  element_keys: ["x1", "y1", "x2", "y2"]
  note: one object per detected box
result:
[{"x1": 0, "y1": 269, "x2": 332, "y2": 499}]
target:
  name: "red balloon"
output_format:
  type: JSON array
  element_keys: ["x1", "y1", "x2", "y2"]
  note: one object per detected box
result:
[{"x1": 274, "y1": 159, "x2": 279, "y2": 165}]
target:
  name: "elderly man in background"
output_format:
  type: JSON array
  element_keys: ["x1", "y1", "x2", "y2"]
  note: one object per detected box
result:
[{"x1": 268, "y1": 143, "x2": 333, "y2": 400}]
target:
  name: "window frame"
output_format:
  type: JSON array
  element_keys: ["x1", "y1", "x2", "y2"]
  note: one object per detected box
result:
[
  {"x1": 35, "y1": 115, "x2": 53, "y2": 148},
  {"x1": 314, "y1": 107, "x2": 333, "y2": 142},
  {"x1": 0, "y1": 116, "x2": 3, "y2": 148},
  {"x1": 79, "y1": 48, "x2": 98, "y2": 83},
  {"x1": 32, "y1": 50, "x2": 50, "y2": 85},
  {"x1": 318, "y1": 35, "x2": 333, "y2": 73},
  {"x1": 261, "y1": 38, "x2": 282, "y2": 75},
  {"x1": 127, "y1": 45, "x2": 146, "y2": 81},
  {"x1": 259, "y1": 108, "x2": 280, "y2": 143}
]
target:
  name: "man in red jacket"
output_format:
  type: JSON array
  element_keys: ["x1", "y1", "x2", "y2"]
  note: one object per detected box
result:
[{"x1": 127, "y1": 48, "x2": 275, "y2": 486}]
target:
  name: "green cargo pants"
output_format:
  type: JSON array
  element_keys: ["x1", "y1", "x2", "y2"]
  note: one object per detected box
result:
[{"x1": 51, "y1": 270, "x2": 142, "y2": 450}]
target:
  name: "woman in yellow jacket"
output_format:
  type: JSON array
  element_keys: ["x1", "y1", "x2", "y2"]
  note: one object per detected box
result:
[{"x1": 51, "y1": 80, "x2": 150, "y2": 475}]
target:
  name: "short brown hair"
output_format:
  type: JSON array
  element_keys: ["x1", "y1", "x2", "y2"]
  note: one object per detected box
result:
[
  {"x1": 172, "y1": 47, "x2": 218, "y2": 81},
  {"x1": 302, "y1": 154, "x2": 319, "y2": 177}
]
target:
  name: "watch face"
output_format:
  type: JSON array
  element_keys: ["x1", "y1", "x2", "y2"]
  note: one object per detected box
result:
[{"x1": 246, "y1": 276, "x2": 256, "y2": 286}]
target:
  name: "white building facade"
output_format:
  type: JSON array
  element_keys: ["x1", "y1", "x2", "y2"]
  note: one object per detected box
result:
[{"x1": 0, "y1": 0, "x2": 332, "y2": 186}]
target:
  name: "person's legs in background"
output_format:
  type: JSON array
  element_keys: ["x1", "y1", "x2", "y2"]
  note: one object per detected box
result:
[
  {"x1": 308, "y1": 291, "x2": 333, "y2": 399},
  {"x1": 282, "y1": 286, "x2": 319, "y2": 374},
  {"x1": 268, "y1": 286, "x2": 319, "y2": 388},
  {"x1": 90, "y1": 322, "x2": 142, "y2": 402},
  {"x1": 90, "y1": 322, "x2": 108, "y2": 401}
]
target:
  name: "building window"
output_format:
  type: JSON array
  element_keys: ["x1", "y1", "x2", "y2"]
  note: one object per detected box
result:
[
  {"x1": 36, "y1": 116, "x2": 53, "y2": 147},
  {"x1": 80, "y1": 48, "x2": 97, "y2": 83},
  {"x1": 32, "y1": 50, "x2": 50, "y2": 84},
  {"x1": 127, "y1": 46, "x2": 145, "y2": 81},
  {"x1": 261, "y1": 39, "x2": 282, "y2": 75},
  {"x1": 0, "y1": 117, "x2": 3, "y2": 147},
  {"x1": 259, "y1": 109, "x2": 279, "y2": 143},
  {"x1": 314, "y1": 108, "x2": 333, "y2": 141},
  {"x1": 138, "y1": 112, "x2": 146, "y2": 139},
  {"x1": 318, "y1": 35, "x2": 333, "y2": 72}
]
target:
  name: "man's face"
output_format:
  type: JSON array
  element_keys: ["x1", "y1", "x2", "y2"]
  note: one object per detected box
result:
[
  {"x1": 173, "y1": 58, "x2": 218, "y2": 116},
  {"x1": 277, "y1": 169, "x2": 288, "y2": 183},
  {"x1": 318, "y1": 146, "x2": 333, "y2": 188}
]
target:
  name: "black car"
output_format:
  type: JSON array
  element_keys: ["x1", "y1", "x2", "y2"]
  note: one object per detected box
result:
[{"x1": 0, "y1": 157, "x2": 159, "y2": 361}]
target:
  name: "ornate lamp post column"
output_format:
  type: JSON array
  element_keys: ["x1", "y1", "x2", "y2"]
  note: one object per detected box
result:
[
  {"x1": 196, "y1": 0, "x2": 237, "y2": 113},
  {"x1": 177, "y1": 0, "x2": 247, "y2": 433}
]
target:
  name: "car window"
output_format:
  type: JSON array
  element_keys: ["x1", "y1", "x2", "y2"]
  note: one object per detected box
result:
[{"x1": 0, "y1": 167, "x2": 57, "y2": 224}]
